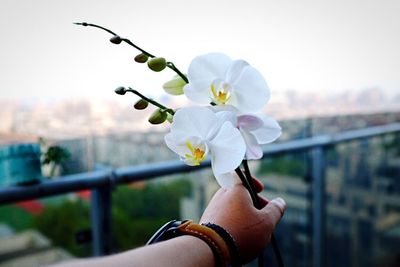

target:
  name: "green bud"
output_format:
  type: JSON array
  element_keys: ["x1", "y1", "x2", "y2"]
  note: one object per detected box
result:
[
  {"x1": 115, "y1": 87, "x2": 126, "y2": 95},
  {"x1": 110, "y1": 35, "x2": 122, "y2": 44},
  {"x1": 147, "y1": 57, "x2": 167, "y2": 72},
  {"x1": 148, "y1": 109, "x2": 167, "y2": 124},
  {"x1": 133, "y1": 99, "x2": 149, "y2": 110},
  {"x1": 134, "y1": 53, "x2": 149, "y2": 63},
  {"x1": 163, "y1": 75, "x2": 187, "y2": 95}
]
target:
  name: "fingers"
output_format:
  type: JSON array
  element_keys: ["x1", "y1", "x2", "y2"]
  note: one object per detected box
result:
[
  {"x1": 235, "y1": 175, "x2": 267, "y2": 207},
  {"x1": 261, "y1": 198, "x2": 286, "y2": 229}
]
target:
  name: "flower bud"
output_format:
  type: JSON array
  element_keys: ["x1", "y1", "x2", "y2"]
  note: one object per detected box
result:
[
  {"x1": 163, "y1": 75, "x2": 187, "y2": 95},
  {"x1": 147, "y1": 57, "x2": 167, "y2": 72},
  {"x1": 110, "y1": 35, "x2": 122, "y2": 44},
  {"x1": 148, "y1": 109, "x2": 167, "y2": 124},
  {"x1": 134, "y1": 53, "x2": 149, "y2": 63},
  {"x1": 133, "y1": 99, "x2": 149, "y2": 110},
  {"x1": 115, "y1": 87, "x2": 126, "y2": 95}
]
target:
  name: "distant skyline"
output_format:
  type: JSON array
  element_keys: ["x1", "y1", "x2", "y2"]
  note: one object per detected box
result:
[{"x1": 1, "y1": 0, "x2": 399, "y2": 100}]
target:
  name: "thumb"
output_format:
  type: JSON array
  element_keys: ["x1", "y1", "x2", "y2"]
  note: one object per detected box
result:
[{"x1": 261, "y1": 197, "x2": 286, "y2": 229}]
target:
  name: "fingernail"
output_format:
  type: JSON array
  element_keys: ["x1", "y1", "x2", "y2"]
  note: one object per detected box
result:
[{"x1": 272, "y1": 197, "x2": 286, "y2": 209}]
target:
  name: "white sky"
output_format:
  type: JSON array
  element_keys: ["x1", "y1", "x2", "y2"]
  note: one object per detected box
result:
[{"x1": 1, "y1": 0, "x2": 399, "y2": 100}]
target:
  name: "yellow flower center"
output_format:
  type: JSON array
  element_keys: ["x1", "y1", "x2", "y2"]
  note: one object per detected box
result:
[
  {"x1": 211, "y1": 83, "x2": 231, "y2": 105},
  {"x1": 185, "y1": 142, "x2": 206, "y2": 165}
]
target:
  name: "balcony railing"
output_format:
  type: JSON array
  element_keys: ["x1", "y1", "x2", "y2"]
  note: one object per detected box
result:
[{"x1": 1, "y1": 123, "x2": 400, "y2": 267}]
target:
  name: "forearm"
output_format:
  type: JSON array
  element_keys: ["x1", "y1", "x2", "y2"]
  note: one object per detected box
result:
[{"x1": 53, "y1": 236, "x2": 214, "y2": 267}]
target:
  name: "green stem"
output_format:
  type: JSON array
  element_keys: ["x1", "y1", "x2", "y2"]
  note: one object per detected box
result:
[
  {"x1": 121, "y1": 38, "x2": 155, "y2": 58},
  {"x1": 126, "y1": 87, "x2": 175, "y2": 115},
  {"x1": 74, "y1": 22, "x2": 188, "y2": 83},
  {"x1": 166, "y1": 62, "x2": 188, "y2": 83},
  {"x1": 235, "y1": 168, "x2": 257, "y2": 204}
]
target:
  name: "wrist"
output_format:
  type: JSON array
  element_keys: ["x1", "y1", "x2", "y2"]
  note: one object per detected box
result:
[
  {"x1": 147, "y1": 220, "x2": 236, "y2": 266},
  {"x1": 176, "y1": 235, "x2": 215, "y2": 267}
]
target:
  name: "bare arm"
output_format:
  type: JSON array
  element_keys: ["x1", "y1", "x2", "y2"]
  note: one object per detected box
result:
[
  {"x1": 54, "y1": 235, "x2": 214, "y2": 267},
  {"x1": 52, "y1": 177, "x2": 286, "y2": 266}
]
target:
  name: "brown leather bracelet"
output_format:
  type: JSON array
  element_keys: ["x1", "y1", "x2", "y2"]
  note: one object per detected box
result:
[
  {"x1": 146, "y1": 220, "x2": 232, "y2": 266},
  {"x1": 177, "y1": 220, "x2": 231, "y2": 267}
]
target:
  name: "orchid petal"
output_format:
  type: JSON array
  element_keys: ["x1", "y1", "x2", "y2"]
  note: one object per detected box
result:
[
  {"x1": 187, "y1": 53, "x2": 232, "y2": 90},
  {"x1": 183, "y1": 84, "x2": 210, "y2": 104},
  {"x1": 209, "y1": 104, "x2": 240, "y2": 115},
  {"x1": 170, "y1": 107, "x2": 220, "y2": 140},
  {"x1": 238, "y1": 115, "x2": 264, "y2": 131},
  {"x1": 226, "y1": 92, "x2": 239, "y2": 109},
  {"x1": 214, "y1": 171, "x2": 241, "y2": 188},
  {"x1": 225, "y1": 59, "x2": 249, "y2": 85},
  {"x1": 215, "y1": 110, "x2": 238, "y2": 127},
  {"x1": 232, "y1": 66, "x2": 270, "y2": 113},
  {"x1": 164, "y1": 133, "x2": 186, "y2": 157},
  {"x1": 251, "y1": 117, "x2": 282, "y2": 144},
  {"x1": 209, "y1": 122, "x2": 246, "y2": 175},
  {"x1": 241, "y1": 130, "x2": 263, "y2": 160}
]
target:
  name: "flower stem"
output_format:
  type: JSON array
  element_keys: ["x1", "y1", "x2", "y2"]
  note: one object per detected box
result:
[
  {"x1": 242, "y1": 160, "x2": 284, "y2": 267},
  {"x1": 234, "y1": 168, "x2": 257, "y2": 204},
  {"x1": 242, "y1": 160, "x2": 259, "y2": 205},
  {"x1": 125, "y1": 87, "x2": 175, "y2": 115},
  {"x1": 74, "y1": 22, "x2": 189, "y2": 83},
  {"x1": 166, "y1": 62, "x2": 188, "y2": 83},
  {"x1": 122, "y1": 38, "x2": 155, "y2": 58}
]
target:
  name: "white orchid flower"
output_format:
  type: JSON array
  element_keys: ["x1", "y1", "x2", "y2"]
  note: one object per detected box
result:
[
  {"x1": 183, "y1": 53, "x2": 270, "y2": 113},
  {"x1": 164, "y1": 106, "x2": 246, "y2": 187},
  {"x1": 212, "y1": 105, "x2": 282, "y2": 160}
]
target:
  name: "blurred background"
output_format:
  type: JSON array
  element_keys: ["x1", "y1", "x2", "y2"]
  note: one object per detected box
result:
[{"x1": 0, "y1": 0, "x2": 399, "y2": 266}]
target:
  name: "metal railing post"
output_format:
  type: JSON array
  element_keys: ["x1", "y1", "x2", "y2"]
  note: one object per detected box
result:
[
  {"x1": 90, "y1": 185, "x2": 113, "y2": 256},
  {"x1": 312, "y1": 146, "x2": 326, "y2": 267}
]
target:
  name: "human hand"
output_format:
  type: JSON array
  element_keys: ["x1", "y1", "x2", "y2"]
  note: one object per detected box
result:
[{"x1": 200, "y1": 176, "x2": 286, "y2": 263}]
